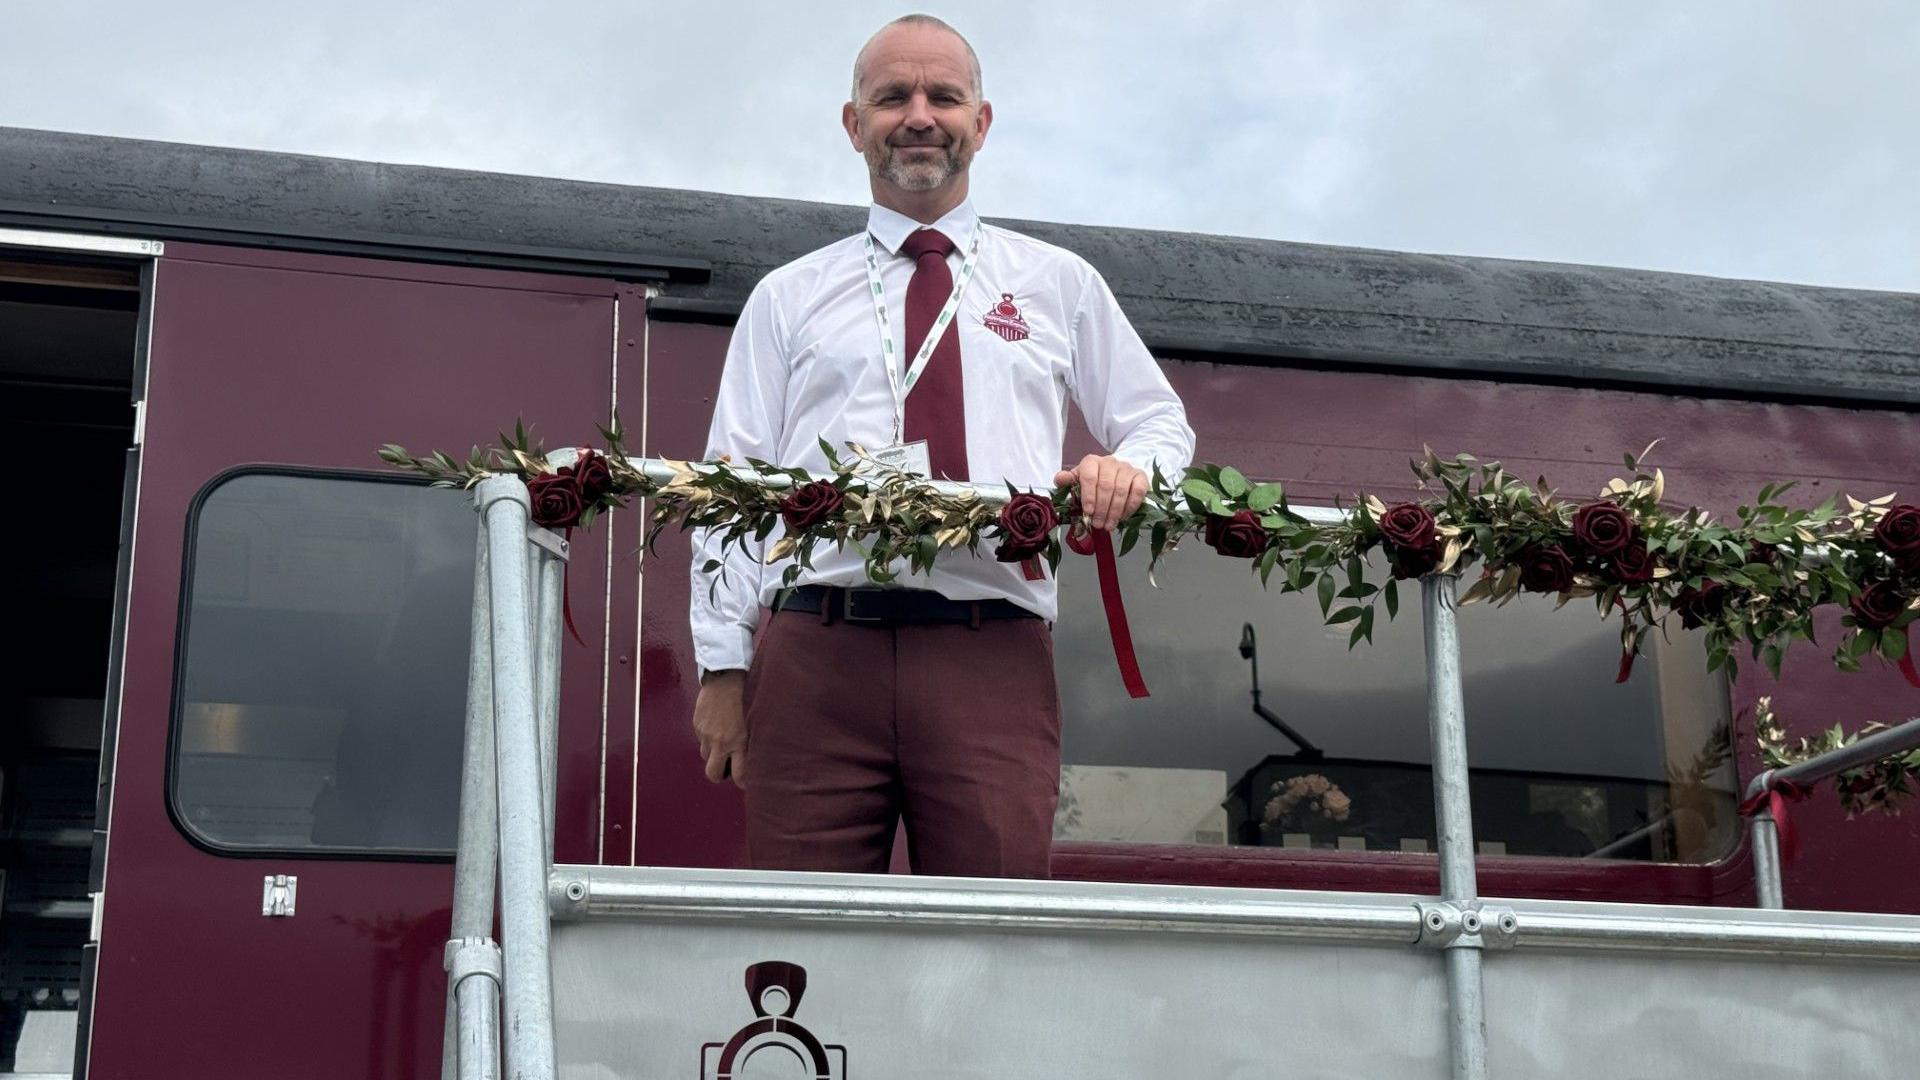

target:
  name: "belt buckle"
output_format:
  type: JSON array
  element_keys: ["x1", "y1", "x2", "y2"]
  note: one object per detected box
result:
[{"x1": 840, "y1": 589, "x2": 887, "y2": 624}]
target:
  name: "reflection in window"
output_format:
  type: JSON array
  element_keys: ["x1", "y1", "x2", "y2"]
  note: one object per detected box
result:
[
  {"x1": 172, "y1": 473, "x2": 474, "y2": 854},
  {"x1": 1052, "y1": 538, "x2": 1736, "y2": 863}
]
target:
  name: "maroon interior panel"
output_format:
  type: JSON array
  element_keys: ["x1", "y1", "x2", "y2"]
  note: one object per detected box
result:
[
  {"x1": 93, "y1": 243, "x2": 615, "y2": 1080},
  {"x1": 636, "y1": 319, "x2": 1920, "y2": 913}
]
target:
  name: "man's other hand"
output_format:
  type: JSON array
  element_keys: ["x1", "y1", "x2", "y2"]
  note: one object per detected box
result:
[
  {"x1": 1054, "y1": 454, "x2": 1148, "y2": 531},
  {"x1": 693, "y1": 670, "x2": 748, "y2": 789}
]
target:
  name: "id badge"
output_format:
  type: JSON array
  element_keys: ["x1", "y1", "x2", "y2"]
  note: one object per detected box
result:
[{"x1": 871, "y1": 440, "x2": 931, "y2": 477}]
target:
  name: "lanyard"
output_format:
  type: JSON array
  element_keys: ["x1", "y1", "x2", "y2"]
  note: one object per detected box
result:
[{"x1": 864, "y1": 228, "x2": 982, "y2": 441}]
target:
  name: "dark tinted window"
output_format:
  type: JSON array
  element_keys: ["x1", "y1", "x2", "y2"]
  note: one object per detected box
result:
[
  {"x1": 1053, "y1": 540, "x2": 1736, "y2": 863},
  {"x1": 171, "y1": 473, "x2": 474, "y2": 854}
]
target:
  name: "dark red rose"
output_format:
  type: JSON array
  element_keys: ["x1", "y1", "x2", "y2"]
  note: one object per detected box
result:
[
  {"x1": 527, "y1": 469, "x2": 584, "y2": 528},
  {"x1": 1747, "y1": 540, "x2": 1779, "y2": 568},
  {"x1": 1849, "y1": 580, "x2": 1908, "y2": 631},
  {"x1": 1673, "y1": 581, "x2": 1727, "y2": 630},
  {"x1": 1205, "y1": 510, "x2": 1271, "y2": 559},
  {"x1": 778, "y1": 481, "x2": 845, "y2": 533},
  {"x1": 1609, "y1": 540, "x2": 1657, "y2": 585},
  {"x1": 571, "y1": 450, "x2": 615, "y2": 500},
  {"x1": 1517, "y1": 544, "x2": 1576, "y2": 594},
  {"x1": 994, "y1": 492, "x2": 1059, "y2": 562},
  {"x1": 1378, "y1": 503, "x2": 1438, "y2": 552},
  {"x1": 1389, "y1": 544, "x2": 1442, "y2": 580},
  {"x1": 1874, "y1": 505, "x2": 1920, "y2": 574},
  {"x1": 1571, "y1": 501, "x2": 1637, "y2": 557}
]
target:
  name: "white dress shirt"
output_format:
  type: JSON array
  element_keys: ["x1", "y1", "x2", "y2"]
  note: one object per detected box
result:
[{"x1": 691, "y1": 199, "x2": 1195, "y2": 674}]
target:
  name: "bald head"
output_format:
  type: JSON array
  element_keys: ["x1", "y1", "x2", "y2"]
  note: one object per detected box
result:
[{"x1": 851, "y1": 14, "x2": 982, "y2": 102}]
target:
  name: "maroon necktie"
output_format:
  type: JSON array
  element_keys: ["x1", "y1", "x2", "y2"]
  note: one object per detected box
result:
[{"x1": 899, "y1": 228, "x2": 968, "y2": 480}]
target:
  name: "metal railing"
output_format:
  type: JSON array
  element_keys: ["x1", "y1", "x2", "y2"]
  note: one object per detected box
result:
[
  {"x1": 1745, "y1": 716, "x2": 1920, "y2": 909},
  {"x1": 441, "y1": 457, "x2": 1920, "y2": 1080},
  {"x1": 442, "y1": 475, "x2": 569, "y2": 1080}
]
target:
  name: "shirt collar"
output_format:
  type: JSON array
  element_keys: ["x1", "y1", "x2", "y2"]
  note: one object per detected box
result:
[{"x1": 866, "y1": 198, "x2": 980, "y2": 257}]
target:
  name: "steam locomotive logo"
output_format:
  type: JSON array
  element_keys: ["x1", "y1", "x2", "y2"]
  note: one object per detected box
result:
[
  {"x1": 982, "y1": 293, "x2": 1031, "y2": 342},
  {"x1": 699, "y1": 961, "x2": 848, "y2": 1079}
]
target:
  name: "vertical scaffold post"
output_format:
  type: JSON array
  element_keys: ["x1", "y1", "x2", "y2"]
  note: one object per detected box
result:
[
  {"x1": 1423, "y1": 573, "x2": 1489, "y2": 1080},
  {"x1": 477, "y1": 476, "x2": 557, "y2": 1080},
  {"x1": 444, "y1": 530, "x2": 501, "y2": 1080},
  {"x1": 533, "y1": 539, "x2": 566, "y2": 863},
  {"x1": 1750, "y1": 804, "x2": 1786, "y2": 910}
]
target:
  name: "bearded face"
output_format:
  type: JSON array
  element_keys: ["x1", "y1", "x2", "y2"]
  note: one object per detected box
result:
[{"x1": 846, "y1": 22, "x2": 989, "y2": 199}]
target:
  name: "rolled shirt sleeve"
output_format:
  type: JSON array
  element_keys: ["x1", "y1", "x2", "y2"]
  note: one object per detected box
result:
[
  {"x1": 689, "y1": 281, "x2": 788, "y2": 676},
  {"x1": 1067, "y1": 265, "x2": 1196, "y2": 482}
]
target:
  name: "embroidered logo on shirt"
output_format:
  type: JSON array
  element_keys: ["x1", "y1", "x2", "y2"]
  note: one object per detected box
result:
[{"x1": 982, "y1": 293, "x2": 1032, "y2": 343}]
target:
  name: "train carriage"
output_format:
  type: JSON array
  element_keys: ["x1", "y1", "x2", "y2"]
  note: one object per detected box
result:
[{"x1": 1, "y1": 125, "x2": 1918, "y2": 1078}]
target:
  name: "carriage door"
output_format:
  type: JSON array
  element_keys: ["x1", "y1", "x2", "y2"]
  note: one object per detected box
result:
[{"x1": 84, "y1": 242, "x2": 624, "y2": 1080}]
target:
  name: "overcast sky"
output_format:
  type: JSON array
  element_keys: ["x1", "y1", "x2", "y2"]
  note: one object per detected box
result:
[{"x1": 4, "y1": 2, "x2": 1916, "y2": 292}]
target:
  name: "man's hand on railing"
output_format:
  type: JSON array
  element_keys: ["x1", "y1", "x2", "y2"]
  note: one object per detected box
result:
[
  {"x1": 1055, "y1": 453, "x2": 1149, "y2": 531},
  {"x1": 693, "y1": 670, "x2": 749, "y2": 789}
]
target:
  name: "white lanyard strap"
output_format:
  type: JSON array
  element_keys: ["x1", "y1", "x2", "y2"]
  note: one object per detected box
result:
[{"x1": 864, "y1": 228, "x2": 983, "y2": 439}]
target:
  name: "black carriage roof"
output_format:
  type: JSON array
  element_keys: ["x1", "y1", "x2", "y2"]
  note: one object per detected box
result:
[{"x1": 4, "y1": 125, "x2": 1916, "y2": 406}]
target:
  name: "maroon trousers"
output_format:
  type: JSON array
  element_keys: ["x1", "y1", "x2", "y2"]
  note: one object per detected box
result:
[{"x1": 742, "y1": 608, "x2": 1061, "y2": 878}]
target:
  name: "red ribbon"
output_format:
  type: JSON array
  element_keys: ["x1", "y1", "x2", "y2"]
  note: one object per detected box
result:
[
  {"x1": 1899, "y1": 625, "x2": 1920, "y2": 689},
  {"x1": 1737, "y1": 778, "x2": 1812, "y2": 864},
  {"x1": 1611, "y1": 596, "x2": 1635, "y2": 683},
  {"x1": 1020, "y1": 556, "x2": 1045, "y2": 582},
  {"x1": 1065, "y1": 523, "x2": 1149, "y2": 699}
]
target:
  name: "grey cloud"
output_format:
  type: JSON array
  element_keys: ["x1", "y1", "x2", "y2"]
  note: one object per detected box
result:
[{"x1": 2, "y1": 1, "x2": 1915, "y2": 291}]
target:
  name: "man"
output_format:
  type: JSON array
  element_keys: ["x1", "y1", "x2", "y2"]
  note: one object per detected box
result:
[{"x1": 689, "y1": 13, "x2": 1193, "y2": 878}]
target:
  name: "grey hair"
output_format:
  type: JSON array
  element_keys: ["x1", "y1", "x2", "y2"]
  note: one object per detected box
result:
[{"x1": 850, "y1": 14, "x2": 983, "y2": 102}]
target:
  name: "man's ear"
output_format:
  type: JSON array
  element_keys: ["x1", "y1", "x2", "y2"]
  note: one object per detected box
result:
[
  {"x1": 975, "y1": 100, "x2": 993, "y2": 147},
  {"x1": 842, "y1": 101, "x2": 863, "y2": 152}
]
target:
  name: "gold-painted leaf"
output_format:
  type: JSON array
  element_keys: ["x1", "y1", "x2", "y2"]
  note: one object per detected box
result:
[{"x1": 1458, "y1": 576, "x2": 1495, "y2": 606}]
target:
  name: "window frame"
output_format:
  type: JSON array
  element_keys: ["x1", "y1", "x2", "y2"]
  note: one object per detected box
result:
[
  {"x1": 166, "y1": 464, "x2": 472, "y2": 862},
  {"x1": 1047, "y1": 502, "x2": 1754, "y2": 903}
]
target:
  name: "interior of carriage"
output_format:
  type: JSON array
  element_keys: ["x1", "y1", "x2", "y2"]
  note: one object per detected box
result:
[{"x1": 0, "y1": 251, "x2": 138, "y2": 1074}]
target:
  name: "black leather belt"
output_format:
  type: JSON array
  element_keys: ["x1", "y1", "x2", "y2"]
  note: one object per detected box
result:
[{"x1": 776, "y1": 584, "x2": 1040, "y2": 627}]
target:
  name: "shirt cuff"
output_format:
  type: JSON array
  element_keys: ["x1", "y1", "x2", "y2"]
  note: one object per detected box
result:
[
  {"x1": 694, "y1": 621, "x2": 756, "y2": 678},
  {"x1": 1114, "y1": 443, "x2": 1182, "y2": 483}
]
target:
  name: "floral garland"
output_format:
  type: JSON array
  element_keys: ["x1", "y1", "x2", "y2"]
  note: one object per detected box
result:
[
  {"x1": 379, "y1": 427, "x2": 1920, "y2": 685},
  {"x1": 1753, "y1": 697, "x2": 1920, "y2": 817}
]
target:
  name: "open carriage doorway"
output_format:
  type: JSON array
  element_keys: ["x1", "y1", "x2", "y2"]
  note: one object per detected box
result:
[{"x1": 0, "y1": 240, "x2": 147, "y2": 1076}]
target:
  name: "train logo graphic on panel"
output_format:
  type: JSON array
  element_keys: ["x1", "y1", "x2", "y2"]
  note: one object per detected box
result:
[{"x1": 700, "y1": 961, "x2": 848, "y2": 1079}]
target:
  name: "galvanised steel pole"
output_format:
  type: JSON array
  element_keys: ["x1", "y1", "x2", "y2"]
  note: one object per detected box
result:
[
  {"x1": 1749, "y1": 809, "x2": 1786, "y2": 910},
  {"x1": 447, "y1": 937, "x2": 504, "y2": 1080},
  {"x1": 534, "y1": 546, "x2": 565, "y2": 864},
  {"x1": 1423, "y1": 573, "x2": 1489, "y2": 1080},
  {"x1": 444, "y1": 531, "x2": 501, "y2": 1080},
  {"x1": 477, "y1": 476, "x2": 557, "y2": 1080}
]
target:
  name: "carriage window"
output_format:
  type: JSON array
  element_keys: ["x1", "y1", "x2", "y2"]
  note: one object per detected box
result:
[
  {"x1": 170, "y1": 472, "x2": 474, "y2": 855},
  {"x1": 1053, "y1": 536, "x2": 1737, "y2": 863}
]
